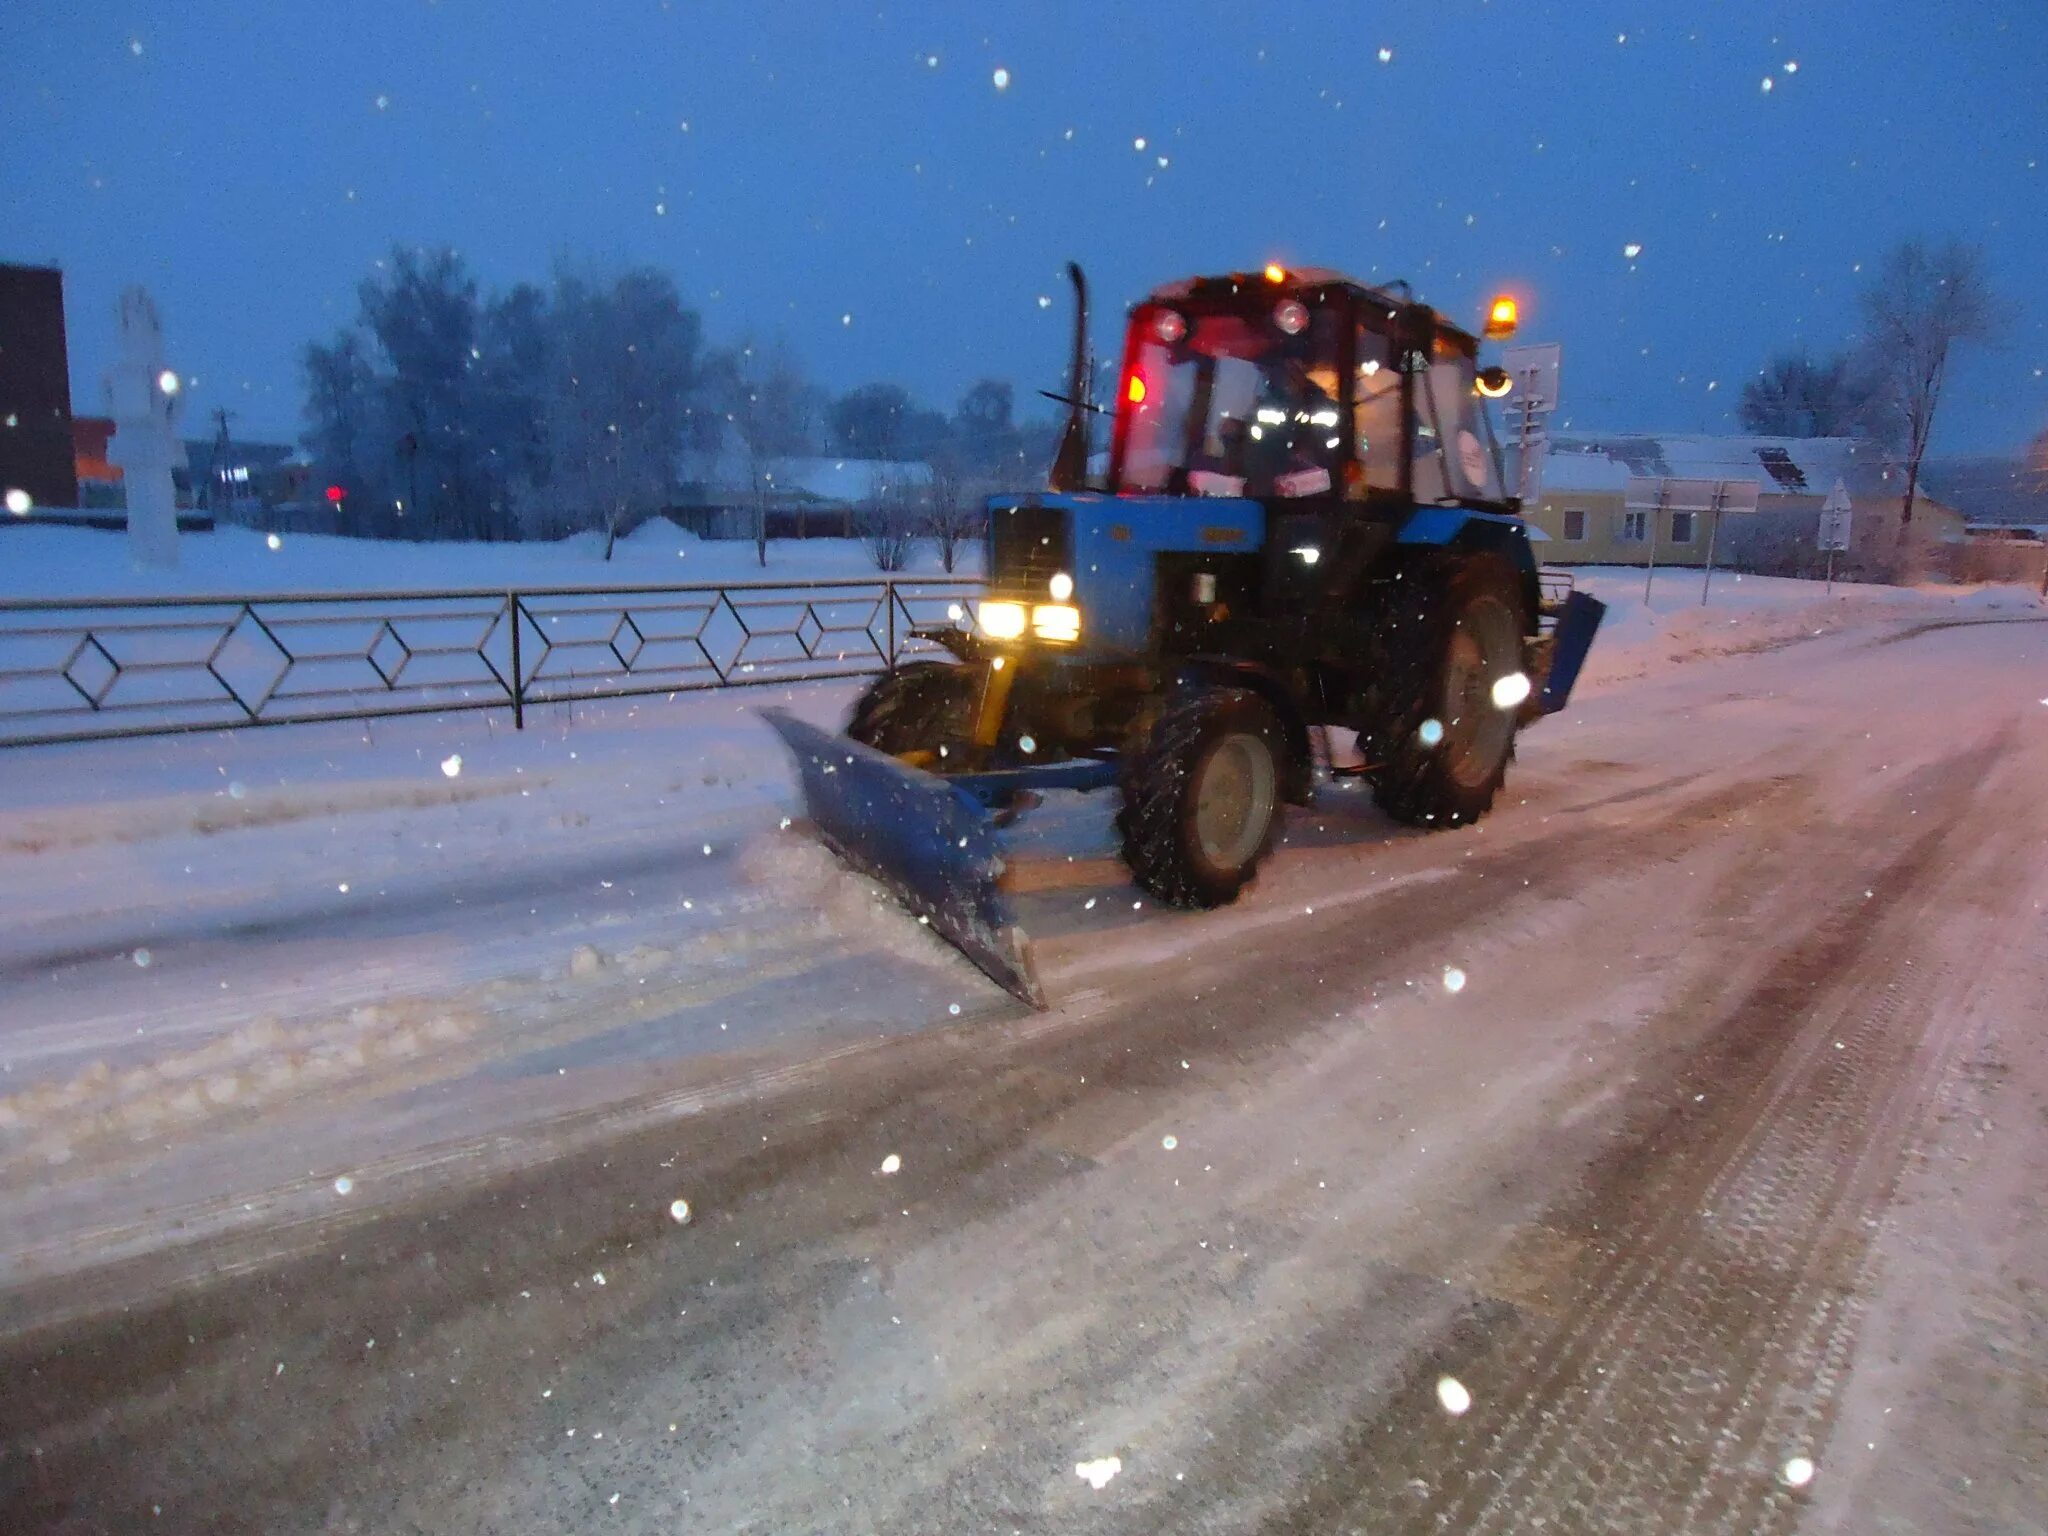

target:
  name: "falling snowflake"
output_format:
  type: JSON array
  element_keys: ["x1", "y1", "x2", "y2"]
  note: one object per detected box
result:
[
  {"x1": 1075, "y1": 1456, "x2": 1122, "y2": 1490},
  {"x1": 1436, "y1": 1375, "x2": 1472, "y2": 1415},
  {"x1": 1442, "y1": 966, "x2": 1467, "y2": 994},
  {"x1": 129, "y1": 38, "x2": 144, "y2": 56},
  {"x1": 1377, "y1": 46, "x2": 1394, "y2": 63},
  {"x1": 948, "y1": 1003, "x2": 961, "y2": 1015},
  {"x1": 5, "y1": 488, "x2": 31, "y2": 515},
  {"x1": 1783, "y1": 59, "x2": 1799, "y2": 73},
  {"x1": 1623, "y1": 242, "x2": 1643, "y2": 259},
  {"x1": 925, "y1": 53, "x2": 939, "y2": 68},
  {"x1": 132, "y1": 948, "x2": 152, "y2": 968},
  {"x1": 1418, "y1": 718, "x2": 1445, "y2": 747},
  {"x1": 333, "y1": 1175, "x2": 354, "y2": 1195},
  {"x1": 1760, "y1": 76, "x2": 1774, "y2": 92},
  {"x1": 1782, "y1": 1456, "x2": 1815, "y2": 1487},
  {"x1": 1037, "y1": 295, "x2": 1052, "y2": 309},
  {"x1": 991, "y1": 66, "x2": 1010, "y2": 90},
  {"x1": 1161, "y1": 1135, "x2": 1178, "y2": 1150},
  {"x1": 879, "y1": 1153, "x2": 902, "y2": 1175},
  {"x1": 654, "y1": 201, "x2": 666, "y2": 215},
  {"x1": 374, "y1": 93, "x2": 391, "y2": 111},
  {"x1": 440, "y1": 754, "x2": 463, "y2": 778},
  {"x1": 669, "y1": 1198, "x2": 692, "y2": 1224},
  {"x1": 265, "y1": 532, "x2": 282, "y2": 550},
  {"x1": 841, "y1": 313, "x2": 852, "y2": 327},
  {"x1": 1133, "y1": 136, "x2": 1147, "y2": 151}
]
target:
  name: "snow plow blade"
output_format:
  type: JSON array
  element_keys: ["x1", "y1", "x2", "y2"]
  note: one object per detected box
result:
[
  {"x1": 1539, "y1": 590, "x2": 1607, "y2": 714},
  {"x1": 762, "y1": 709, "x2": 1046, "y2": 1009}
]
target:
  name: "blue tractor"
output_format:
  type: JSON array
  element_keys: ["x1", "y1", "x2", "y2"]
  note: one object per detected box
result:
[{"x1": 769, "y1": 263, "x2": 1604, "y2": 1006}]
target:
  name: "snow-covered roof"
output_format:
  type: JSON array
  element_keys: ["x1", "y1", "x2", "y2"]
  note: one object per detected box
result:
[
  {"x1": 766, "y1": 456, "x2": 932, "y2": 502},
  {"x1": 1537, "y1": 433, "x2": 1898, "y2": 500}
]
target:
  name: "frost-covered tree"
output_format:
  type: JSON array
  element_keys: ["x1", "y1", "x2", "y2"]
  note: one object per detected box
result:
[
  {"x1": 923, "y1": 457, "x2": 978, "y2": 573},
  {"x1": 1857, "y1": 240, "x2": 1999, "y2": 534},
  {"x1": 952, "y1": 378, "x2": 1020, "y2": 477},
  {"x1": 538, "y1": 268, "x2": 703, "y2": 559},
  {"x1": 302, "y1": 247, "x2": 538, "y2": 540},
  {"x1": 1736, "y1": 352, "x2": 1881, "y2": 440},
  {"x1": 300, "y1": 332, "x2": 382, "y2": 526},
  {"x1": 706, "y1": 338, "x2": 815, "y2": 564},
  {"x1": 858, "y1": 473, "x2": 921, "y2": 572},
  {"x1": 355, "y1": 248, "x2": 499, "y2": 539},
  {"x1": 830, "y1": 383, "x2": 915, "y2": 458}
]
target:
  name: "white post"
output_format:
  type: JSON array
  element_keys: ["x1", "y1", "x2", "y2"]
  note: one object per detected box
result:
[
  {"x1": 1701, "y1": 483, "x2": 1723, "y2": 605},
  {"x1": 104, "y1": 287, "x2": 186, "y2": 570}
]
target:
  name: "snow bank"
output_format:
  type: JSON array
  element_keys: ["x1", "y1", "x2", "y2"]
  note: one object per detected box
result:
[
  {"x1": 0, "y1": 524, "x2": 983, "y2": 600},
  {"x1": 1564, "y1": 568, "x2": 2036, "y2": 689}
]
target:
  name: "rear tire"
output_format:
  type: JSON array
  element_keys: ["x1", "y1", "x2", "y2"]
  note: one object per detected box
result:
[
  {"x1": 1363, "y1": 555, "x2": 1528, "y2": 830},
  {"x1": 846, "y1": 662, "x2": 975, "y2": 758},
  {"x1": 1119, "y1": 688, "x2": 1285, "y2": 908}
]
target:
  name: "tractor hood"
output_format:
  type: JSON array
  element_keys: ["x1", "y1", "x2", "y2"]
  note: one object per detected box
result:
[{"x1": 984, "y1": 492, "x2": 1265, "y2": 653}]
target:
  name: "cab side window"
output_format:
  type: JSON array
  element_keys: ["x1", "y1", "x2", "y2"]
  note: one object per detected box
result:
[{"x1": 1351, "y1": 324, "x2": 1402, "y2": 493}]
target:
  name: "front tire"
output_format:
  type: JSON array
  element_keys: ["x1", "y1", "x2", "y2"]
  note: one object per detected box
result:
[
  {"x1": 846, "y1": 662, "x2": 976, "y2": 759},
  {"x1": 1119, "y1": 688, "x2": 1285, "y2": 908},
  {"x1": 1364, "y1": 555, "x2": 1529, "y2": 829}
]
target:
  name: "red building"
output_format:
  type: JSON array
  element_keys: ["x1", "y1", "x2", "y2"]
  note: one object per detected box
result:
[{"x1": 0, "y1": 262, "x2": 80, "y2": 510}]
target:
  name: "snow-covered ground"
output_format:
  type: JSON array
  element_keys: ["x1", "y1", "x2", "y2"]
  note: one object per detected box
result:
[
  {"x1": 0, "y1": 554, "x2": 2038, "y2": 1298},
  {"x1": 0, "y1": 519, "x2": 982, "y2": 599}
]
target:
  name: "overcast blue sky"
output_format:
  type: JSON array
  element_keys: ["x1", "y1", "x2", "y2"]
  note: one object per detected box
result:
[{"x1": 5, "y1": 1, "x2": 2044, "y2": 453}]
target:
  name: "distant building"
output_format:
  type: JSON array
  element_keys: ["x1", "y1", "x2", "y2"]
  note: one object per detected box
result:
[
  {"x1": 1918, "y1": 455, "x2": 2048, "y2": 536},
  {"x1": 0, "y1": 262, "x2": 80, "y2": 511},
  {"x1": 176, "y1": 436, "x2": 304, "y2": 519},
  {"x1": 670, "y1": 436, "x2": 936, "y2": 540},
  {"x1": 1920, "y1": 456, "x2": 2048, "y2": 587},
  {"x1": 71, "y1": 416, "x2": 122, "y2": 506},
  {"x1": 1523, "y1": 433, "x2": 1965, "y2": 579}
]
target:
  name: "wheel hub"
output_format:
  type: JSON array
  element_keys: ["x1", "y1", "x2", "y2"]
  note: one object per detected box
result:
[{"x1": 1194, "y1": 733, "x2": 1277, "y2": 869}]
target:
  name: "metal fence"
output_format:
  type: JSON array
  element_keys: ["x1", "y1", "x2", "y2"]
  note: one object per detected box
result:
[{"x1": 0, "y1": 577, "x2": 984, "y2": 748}]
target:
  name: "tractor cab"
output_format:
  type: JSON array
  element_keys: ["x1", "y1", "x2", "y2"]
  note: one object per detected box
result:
[{"x1": 1106, "y1": 267, "x2": 1512, "y2": 514}]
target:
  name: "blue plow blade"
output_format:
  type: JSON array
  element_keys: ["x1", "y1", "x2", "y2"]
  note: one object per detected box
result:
[
  {"x1": 1540, "y1": 590, "x2": 1608, "y2": 714},
  {"x1": 762, "y1": 709, "x2": 1047, "y2": 1009}
]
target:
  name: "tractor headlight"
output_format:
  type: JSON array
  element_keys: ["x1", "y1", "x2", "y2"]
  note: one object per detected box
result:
[
  {"x1": 1032, "y1": 604, "x2": 1081, "y2": 643},
  {"x1": 976, "y1": 600, "x2": 1028, "y2": 640}
]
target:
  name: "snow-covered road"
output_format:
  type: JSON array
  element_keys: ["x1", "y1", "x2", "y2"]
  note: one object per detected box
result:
[
  {"x1": 0, "y1": 575, "x2": 2025, "y2": 1291},
  {"x1": 1, "y1": 577, "x2": 2044, "y2": 1533}
]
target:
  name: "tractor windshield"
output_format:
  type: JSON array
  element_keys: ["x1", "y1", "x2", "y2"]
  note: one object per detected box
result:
[{"x1": 1114, "y1": 301, "x2": 1346, "y2": 498}]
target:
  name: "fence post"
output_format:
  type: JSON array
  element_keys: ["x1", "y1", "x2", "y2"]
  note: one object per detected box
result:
[
  {"x1": 508, "y1": 591, "x2": 524, "y2": 730},
  {"x1": 886, "y1": 580, "x2": 896, "y2": 670}
]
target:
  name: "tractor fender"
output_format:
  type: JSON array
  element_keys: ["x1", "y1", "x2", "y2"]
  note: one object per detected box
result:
[
  {"x1": 1162, "y1": 657, "x2": 1316, "y2": 805},
  {"x1": 1395, "y1": 507, "x2": 1543, "y2": 629}
]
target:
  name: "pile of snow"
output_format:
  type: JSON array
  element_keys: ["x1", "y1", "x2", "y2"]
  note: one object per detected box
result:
[
  {"x1": 0, "y1": 525, "x2": 982, "y2": 600},
  {"x1": 1564, "y1": 568, "x2": 2035, "y2": 689}
]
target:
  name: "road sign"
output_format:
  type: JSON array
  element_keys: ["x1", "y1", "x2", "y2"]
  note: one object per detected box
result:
[{"x1": 1817, "y1": 478, "x2": 1853, "y2": 552}]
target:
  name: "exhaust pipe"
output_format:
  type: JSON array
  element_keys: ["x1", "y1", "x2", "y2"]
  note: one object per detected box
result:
[{"x1": 1047, "y1": 261, "x2": 1090, "y2": 493}]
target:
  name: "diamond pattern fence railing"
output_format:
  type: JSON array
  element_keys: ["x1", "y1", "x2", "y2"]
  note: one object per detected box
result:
[{"x1": 0, "y1": 577, "x2": 985, "y2": 748}]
